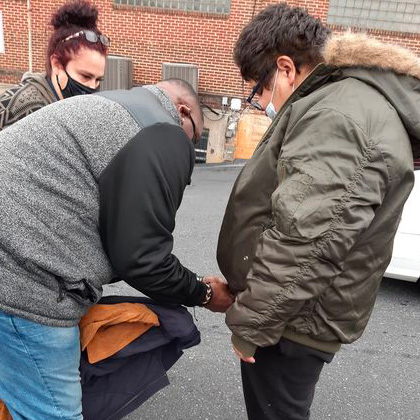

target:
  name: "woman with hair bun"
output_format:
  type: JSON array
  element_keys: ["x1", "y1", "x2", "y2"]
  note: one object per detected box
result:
[{"x1": 0, "y1": 0, "x2": 109, "y2": 130}]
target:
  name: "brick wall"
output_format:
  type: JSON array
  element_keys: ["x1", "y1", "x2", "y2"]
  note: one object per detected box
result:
[{"x1": 1, "y1": 0, "x2": 419, "y2": 106}]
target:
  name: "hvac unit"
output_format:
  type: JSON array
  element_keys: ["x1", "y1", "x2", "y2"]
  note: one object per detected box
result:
[
  {"x1": 162, "y1": 63, "x2": 199, "y2": 92},
  {"x1": 100, "y1": 55, "x2": 133, "y2": 91}
]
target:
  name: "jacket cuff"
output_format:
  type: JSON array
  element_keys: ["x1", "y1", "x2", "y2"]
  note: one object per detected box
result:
[
  {"x1": 190, "y1": 276, "x2": 208, "y2": 307},
  {"x1": 231, "y1": 334, "x2": 257, "y2": 358}
]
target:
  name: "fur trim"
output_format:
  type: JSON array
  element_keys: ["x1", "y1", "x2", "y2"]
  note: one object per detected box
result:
[{"x1": 323, "y1": 31, "x2": 420, "y2": 79}]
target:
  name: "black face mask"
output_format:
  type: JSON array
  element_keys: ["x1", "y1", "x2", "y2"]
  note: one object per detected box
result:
[{"x1": 56, "y1": 70, "x2": 98, "y2": 98}]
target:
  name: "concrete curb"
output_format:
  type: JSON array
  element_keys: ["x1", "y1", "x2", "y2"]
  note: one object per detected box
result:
[{"x1": 195, "y1": 161, "x2": 246, "y2": 170}]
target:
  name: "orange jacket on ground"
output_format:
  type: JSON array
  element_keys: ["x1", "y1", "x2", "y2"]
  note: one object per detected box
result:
[{"x1": 0, "y1": 302, "x2": 159, "y2": 419}]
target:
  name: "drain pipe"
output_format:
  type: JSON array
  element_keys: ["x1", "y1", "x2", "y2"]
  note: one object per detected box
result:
[{"x1": 27, "y1": 0, "x2": 33, "y2": 72}]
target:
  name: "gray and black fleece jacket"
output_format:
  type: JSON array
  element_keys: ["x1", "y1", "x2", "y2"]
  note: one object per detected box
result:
[{"x1": 0, "y1": 87, "x2": 206, "y2": 327}]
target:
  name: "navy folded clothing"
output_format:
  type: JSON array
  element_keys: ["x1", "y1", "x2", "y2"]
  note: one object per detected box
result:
[{"x1": 81, "y1": 296, "x2": 200, "y2": 420}]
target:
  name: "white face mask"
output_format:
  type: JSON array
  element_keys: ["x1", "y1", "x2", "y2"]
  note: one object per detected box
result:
[
  {"x1": 265, "y1": 69, "x2": 295, "y2": 121},
  {"x1": 265, "y1": 69, "x2": 279, "y2": 121}
]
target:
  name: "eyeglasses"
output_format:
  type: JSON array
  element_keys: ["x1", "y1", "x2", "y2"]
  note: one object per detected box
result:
[
  {"x1": 246, "y1": 81, "x2": 263, "y2": 111},
  {"x1": 188, "y1": 113, "x2": 200, "y2": 144},
  {"x1": 63, "y1": 30, "x2": 110, "y2": 47}
]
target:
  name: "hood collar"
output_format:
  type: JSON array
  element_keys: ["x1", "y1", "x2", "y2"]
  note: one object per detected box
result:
[{"x1": 323, "y1": 32, "x2": 420, "y2": 79}]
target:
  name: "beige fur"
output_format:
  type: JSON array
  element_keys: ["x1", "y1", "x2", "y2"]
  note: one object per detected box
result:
[{"x1": 323, "y1": 31, "x2": 420, "y2": 79}]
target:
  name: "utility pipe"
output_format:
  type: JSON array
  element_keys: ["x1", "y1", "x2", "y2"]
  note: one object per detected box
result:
[{"x1": 27, "y1": 0, "x2": 33, "y2": 72}]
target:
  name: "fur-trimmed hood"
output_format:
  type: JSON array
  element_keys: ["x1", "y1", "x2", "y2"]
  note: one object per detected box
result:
[
  {"x1": 322, "y1": 32, "x2": 420, "y2": 158},
  {"x1": 323, "y1": 32, "x2": 420, "y2": 79}
]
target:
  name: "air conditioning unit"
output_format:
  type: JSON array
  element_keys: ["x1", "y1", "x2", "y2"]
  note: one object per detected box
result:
[
  {"x1": 162, "y1": 63, "x2": 199, "y2": 92},
  {"x1": 100, "y1": 55, "x2": 132, "y2": 91}
]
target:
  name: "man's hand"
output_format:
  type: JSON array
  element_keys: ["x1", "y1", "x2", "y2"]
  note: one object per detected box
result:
[
  {"x1": 233, "y1": 345, "x2": 256, "y2": 363},
  {"x1": 202, "y1": 275, "x2": 226, "y2": 285},
  {"x1": 202, "y1": 275, "x2": 235, "y2": 313}
]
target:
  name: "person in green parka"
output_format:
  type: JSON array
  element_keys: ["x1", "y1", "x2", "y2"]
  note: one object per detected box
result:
[{"x1": 217, "y1": 4, "x2": 420, "y2": 419}]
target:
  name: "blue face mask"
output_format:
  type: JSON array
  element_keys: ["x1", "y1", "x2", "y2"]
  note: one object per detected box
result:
[
  {"x1": 265, "y1": 69, "x2": 279, "y2": 121},
  {"x1": 265, "y1": 69, "x2": 295, "y2": 121},
  {"x1": 265, "y1": 102, "x2": 277, "y2": 121}
]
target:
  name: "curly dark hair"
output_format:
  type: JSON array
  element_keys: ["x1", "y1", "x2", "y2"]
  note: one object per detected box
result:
[
  {"x1": 45, "y1": 0, "x2": 107, "y2": 77},
  {"x1": 234, "y1": 3, "x2": 331, "y2": 86}
]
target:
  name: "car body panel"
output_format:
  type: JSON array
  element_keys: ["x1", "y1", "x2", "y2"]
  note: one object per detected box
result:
[{"x1": 384, "y1": 170, "x2": 420, "y2": 282}]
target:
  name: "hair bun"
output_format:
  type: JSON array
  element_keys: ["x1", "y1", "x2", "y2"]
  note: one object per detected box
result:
[{"x1": 51, "y1": 0, "x2": 99, "y2": 30}]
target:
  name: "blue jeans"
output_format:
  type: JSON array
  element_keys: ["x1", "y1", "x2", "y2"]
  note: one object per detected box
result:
[{"x1": 0, "y1": 309, "x2": 83, "y2": 420}]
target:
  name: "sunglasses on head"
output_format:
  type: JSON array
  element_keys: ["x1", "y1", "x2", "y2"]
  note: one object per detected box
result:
[{"x1": 63, "y1": 30, "x2": 110, "y2": 47}]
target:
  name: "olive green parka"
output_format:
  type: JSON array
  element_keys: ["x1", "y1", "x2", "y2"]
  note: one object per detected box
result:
[{"x1": 217, "y1": 33, "x2": 420, "y2": 356}]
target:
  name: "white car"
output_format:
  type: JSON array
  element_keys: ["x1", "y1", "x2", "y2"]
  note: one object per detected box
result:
[{"x1": 384, "y1": 168, "x2": 420, "y2": 282}]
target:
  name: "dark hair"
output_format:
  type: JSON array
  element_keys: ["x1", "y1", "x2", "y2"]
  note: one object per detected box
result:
[
  {"x1": 234, "y1": 3, "x2": 331, "y2": 86},
  {"x1": 46, "y1": 0, "x2": 107, "y2": 77}
]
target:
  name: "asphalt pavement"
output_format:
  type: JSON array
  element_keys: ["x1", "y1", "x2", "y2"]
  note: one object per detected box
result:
[{"x1": 104, "y1": 163, "x2": 420, "y2": 420}]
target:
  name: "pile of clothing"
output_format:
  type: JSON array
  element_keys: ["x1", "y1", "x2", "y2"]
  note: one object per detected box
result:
[{"x1": 0, "y1": 296, "x2": 200, "y2": 420}]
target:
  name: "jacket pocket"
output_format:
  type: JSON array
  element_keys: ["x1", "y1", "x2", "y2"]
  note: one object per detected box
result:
[
  {"x1": 272, "y1": 160, "x2": 314, "y2": 236},
  {"x1": 272, "y1": 159, "x2": 335, "y2": 239},
  {"x1": 55, "y1": 276, "x2": 101, "y2": 306}
]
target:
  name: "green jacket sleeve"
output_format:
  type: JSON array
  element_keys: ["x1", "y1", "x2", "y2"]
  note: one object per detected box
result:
[{"x1": 226, "y1": 107, "x2": 388, "y2": 348}]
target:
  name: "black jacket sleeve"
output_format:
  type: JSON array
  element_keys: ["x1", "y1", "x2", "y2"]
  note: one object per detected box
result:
[{"x1": 99, "y1": 123, "x2": 206, "y2": 306}]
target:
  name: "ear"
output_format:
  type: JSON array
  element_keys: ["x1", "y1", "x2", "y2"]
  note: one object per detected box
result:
[
  {"x1": 50, "y1": 55, "x2": 64, "y2": 74},
  {"x1": 178, "y1": 104, "x2": 191, "y2": 117},
  {"x1": 275, "y1": 55, "x2": 297, "y2": 84}
]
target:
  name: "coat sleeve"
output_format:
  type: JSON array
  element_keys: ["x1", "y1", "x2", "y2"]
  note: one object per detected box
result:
[
  {"x1": 0, "y1": 83, "x2": 51, "y2": 131},
  {"x1": 226, "y1": 107, "x2": 388, "y2": 352},
  {"x1": 0, "y1": 85, "x2": 26, "y2": 131},
  {"x1": 99, "y1": 123, "x2": 207, "y2": 306}
]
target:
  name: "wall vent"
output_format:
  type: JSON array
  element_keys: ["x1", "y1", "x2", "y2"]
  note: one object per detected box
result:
[
  {"x1": 162, "y1": 63, "x2": 199, "y2": 92},
  {"x1": 101, "y1": 55, "x2": 132, "y2": 91}
]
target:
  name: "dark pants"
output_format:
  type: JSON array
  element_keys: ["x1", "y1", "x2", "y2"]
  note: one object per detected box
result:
[{"x1": 241, "y1": 338, "x2": 334, "y2": 420}]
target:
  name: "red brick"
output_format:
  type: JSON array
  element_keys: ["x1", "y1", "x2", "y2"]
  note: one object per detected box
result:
[{"x1": 1, "y1": 0, "x2": 419, "y2": 105}]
